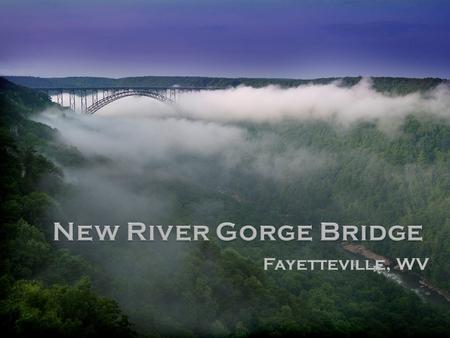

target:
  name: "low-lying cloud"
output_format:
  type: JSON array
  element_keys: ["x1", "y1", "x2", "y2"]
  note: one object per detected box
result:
[
  {"x1": 177, "y1": 78, "x2": 450, "y2": 125},
  {"x1": 37, "y1": 110, "x2": 245, "y2": 166}
]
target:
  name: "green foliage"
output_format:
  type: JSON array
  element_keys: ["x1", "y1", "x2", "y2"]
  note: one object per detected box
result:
[
  {"x1": 0, "y1": 78, "x2": 135, "y2": 337},
  {"x1": 4, "y1": 219, "x2": 51, "y2": 279},
  {"x1": 124, "y1": 241, "x2": 450, "y2": 337},
  {"x1": 0, "y1": 278, "x2": 134, "y2": 338}
]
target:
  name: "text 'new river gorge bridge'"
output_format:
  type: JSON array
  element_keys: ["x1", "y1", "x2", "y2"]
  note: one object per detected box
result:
[{"x1": 38, "y1": 86, "x2": 223, "y2": 114}]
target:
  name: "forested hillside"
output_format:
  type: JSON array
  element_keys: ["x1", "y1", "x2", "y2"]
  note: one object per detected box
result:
[
  {"x1": 0, "y1": 78, "x2": 136, "y2": 337},
  {"x1": 0, "y1": 77, "x2": 449, "y2": 337}
]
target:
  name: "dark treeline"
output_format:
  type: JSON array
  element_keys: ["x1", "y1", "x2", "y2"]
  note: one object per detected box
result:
[
  {"x1": 0, "y1": 77, "x2": 450, "y2": 338},
  {"x1": 5, "y1": 75, "x2": 447, "y2": 94}
]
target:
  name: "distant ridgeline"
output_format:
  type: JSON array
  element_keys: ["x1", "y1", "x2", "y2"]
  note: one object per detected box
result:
[{"x1": 5, "y1": 75, "x2": 447, "y2": 94}]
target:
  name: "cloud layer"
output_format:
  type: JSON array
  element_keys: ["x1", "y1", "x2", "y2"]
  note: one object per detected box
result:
[{"x1": 177, "y1": 79, "x2": 450, "y2": 125}]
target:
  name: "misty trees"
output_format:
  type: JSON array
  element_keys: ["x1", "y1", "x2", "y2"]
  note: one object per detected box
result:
[{"x1": 0, "y1": 78, "x2": 136, "y2": 338}]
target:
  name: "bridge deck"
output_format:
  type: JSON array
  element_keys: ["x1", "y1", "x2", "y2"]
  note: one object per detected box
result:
[{"x1": 34, "y1": 86, "x2": 226, "y2": 91}]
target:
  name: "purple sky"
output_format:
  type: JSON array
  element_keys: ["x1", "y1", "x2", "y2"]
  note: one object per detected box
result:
[{"x1": 1, "y1": 0, "x2": 449, "y2": 78}]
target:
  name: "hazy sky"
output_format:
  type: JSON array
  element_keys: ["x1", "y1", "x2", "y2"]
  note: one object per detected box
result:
[{"x1": 1, "y1": 0, "x2": 449, "y2": 78}]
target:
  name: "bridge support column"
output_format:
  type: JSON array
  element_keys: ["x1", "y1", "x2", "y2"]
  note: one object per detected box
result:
[
  {"x1": 80, "y1": 90, "x2": 88, "y2": 113},
  {"x1": 55, "y1": 90, "x2": 64, "y2": 106},
  {"x1": 91, "y1": 90, "x2": 99, "y2": 105},
  {"x1": 69, "y1": 90, "x2": 76, "y2": 110}
]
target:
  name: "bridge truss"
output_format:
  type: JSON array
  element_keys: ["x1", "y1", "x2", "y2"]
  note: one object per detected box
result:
[{"x1": 39, "y1": 86, "x2": 219, "y2": 114}]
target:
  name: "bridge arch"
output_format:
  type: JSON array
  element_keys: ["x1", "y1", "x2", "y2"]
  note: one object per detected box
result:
[{"x1": 86, "y1": 89, "x2": 176, "y2": 114}]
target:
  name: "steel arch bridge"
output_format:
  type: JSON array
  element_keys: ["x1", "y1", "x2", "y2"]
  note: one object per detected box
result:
[
  {"x1": 85, "y1": 88, "x2": 176, "y2": 114},
  {"x1": 38, "y1": 86, "x2": 223, "y2": 114}
]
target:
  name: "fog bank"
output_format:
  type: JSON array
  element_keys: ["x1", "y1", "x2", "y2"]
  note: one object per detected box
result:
[{"x1": 177, "y1": 79, "x2": 450, "y2": 125}]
